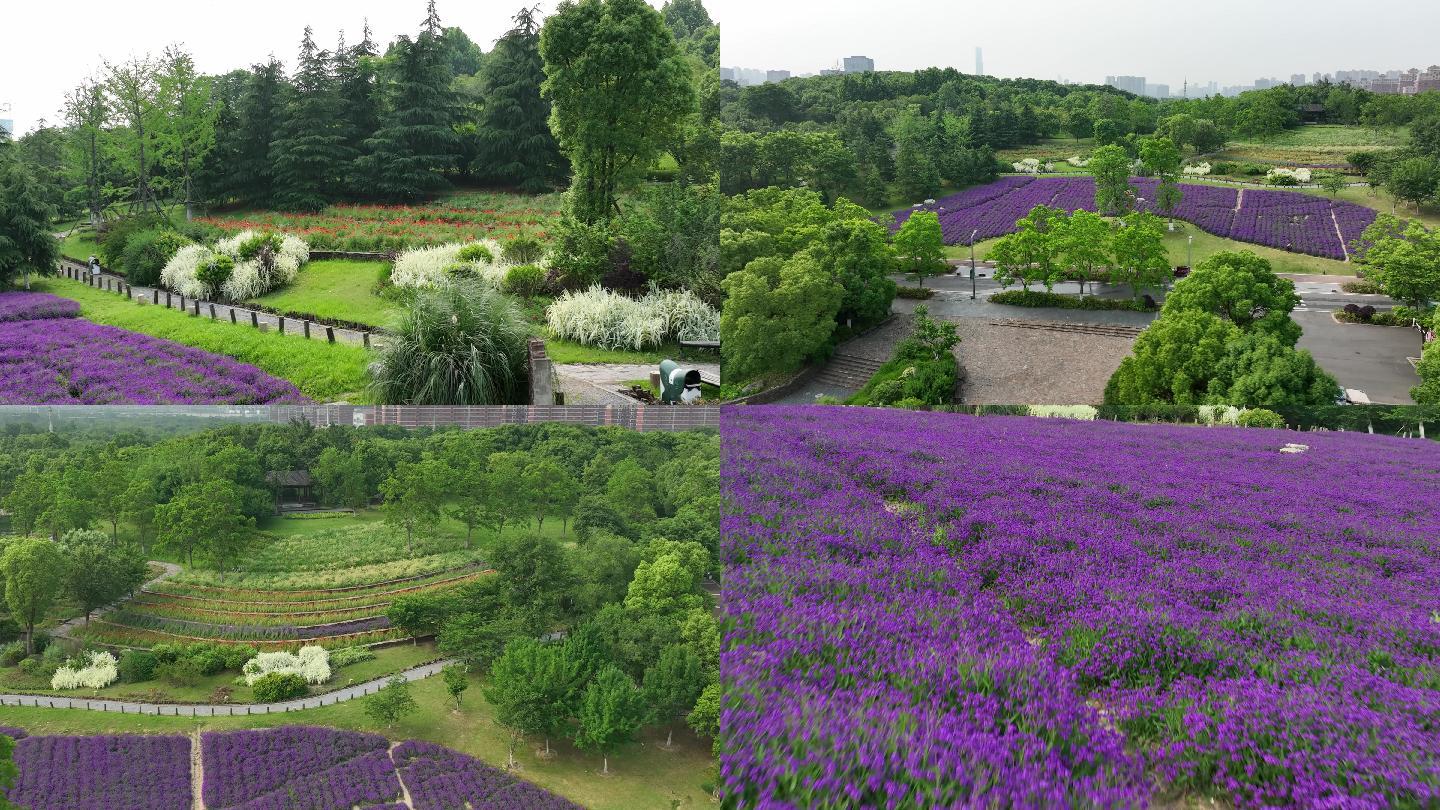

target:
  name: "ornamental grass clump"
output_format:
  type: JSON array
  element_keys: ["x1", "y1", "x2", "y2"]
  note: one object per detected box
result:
[
  {"x1": 240, "y1": 645, "x2": 330, "y2": 686},
  {"x1": 391, "y1": 239, "x2": 522, "y2": 290},
  {"x1": 159, "y1": 230, "x2": 308, "y2": 300},
  {"x1": 50, "y1": 650, "x2": 119, "y2": 690},
  {"x1": 369, "y1": 281, "x2": 530, "y2": 406},
  {"x1": 545, "y1": 286, "x2": 719, "y2": 350},
  {"x1": 723, "y1": 406, "x2": 1440, "y2": 808}
]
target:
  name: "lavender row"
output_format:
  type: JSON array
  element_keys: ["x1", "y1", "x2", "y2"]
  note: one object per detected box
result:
[
  {"x1": 112, "y1": 610, "x2": 391, "y2": 640},
  {"x1": 5, "y1": 734, "x2": 191, "y2": 810},
  {"x1": 201, "y1": 727, "x2": 401, "y2": 810},
  {"x1": 891, "y1": 176, "x2": 1377, "y2": 259},
  {"x1": 391, "y1": 740, "x2": 582, "y2": 810},
  {"x1": 0, "y1": 317, "x2": 305, "y2": 404},
  {"x1": 0, "y1": 292, "x2": 81, "y2": 322},
  {"x1": 722, "y1": 406, "x2": 1440, "y2": 808}
]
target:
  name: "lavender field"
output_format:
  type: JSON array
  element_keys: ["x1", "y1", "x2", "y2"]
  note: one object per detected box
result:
[
  {"x1": 891, "y1": 176, "x2": 1378, "y2": 260},
  {"x1": 2, "y1": 727, "x2": 578, "y2": 810},
  {"x1": 722, "y1": 406, "x2": 1440, "y2": 808},
  {"x1": 0, "y1": 292, "x2": 305, "y2": 404}
]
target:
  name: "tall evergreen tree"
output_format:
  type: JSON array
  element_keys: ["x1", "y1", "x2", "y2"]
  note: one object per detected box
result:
[
  {"x1": 335, "y1": 24, "x2": 381, "y2": 194},
  {"x1": 270, "y1": 28, "x2": 351, "y2": 212},
  {"x1": 192, "y1": 71, "x2": 249, "y2": 206},
  {"x1": 358, "y1": 6, "x2": 458, "y2": 202},
  {"x1": 473, "y1": 7, "x2": 566, "y2": 193},
  {"x1": 233, "y1": 59, "x2": 288, "y2": 206},
  {"x1": 0, "y1": 157, "x2": 60, "y2": 290}
]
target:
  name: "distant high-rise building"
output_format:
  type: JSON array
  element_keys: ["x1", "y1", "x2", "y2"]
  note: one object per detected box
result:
[
  {"x1": 0, "y1": 119, "x2": 12, "y2": 139},
  {"x1": 1291, "y1": 73, "x2": 1307, "y2": 86},
  {"x1": 766, "y1": 69, "x2": 792, "y2": 83},
  {"x1": 820, "y1": 68, "x2": 844, "y2": 77},
  {"x1": 842, "y1": 56, "x2": 874, "y2": 74},
  {"x1": 975, "y1": 47, "x2": 984, "y2": 76},
  {"x1": 1105, "y1": 75, "x2": 1146, "y2": 95},
  {"x1": 720, "y1": 67, "x2": 737, "y2": 83},
  {"x1": 1313, "y1": 72, "x2": 1325, "y2": 85},
  {"x1": 1144, "y1": 83, "x2": 1170, "y2": 99}
]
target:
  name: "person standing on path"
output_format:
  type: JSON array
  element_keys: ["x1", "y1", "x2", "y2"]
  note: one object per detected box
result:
[{"x1": 89, "y1": 255, "x2": 102, "y2": 281}]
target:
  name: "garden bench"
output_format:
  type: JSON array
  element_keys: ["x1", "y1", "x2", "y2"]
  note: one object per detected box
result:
[{"x1": 679, "y1": 338, "x2": 720, "y2": 359}]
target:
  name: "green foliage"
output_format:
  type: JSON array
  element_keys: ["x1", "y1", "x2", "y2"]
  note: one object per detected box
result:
[
  {"x1": 850, "y1": 306, "x2": 961, "y2": 408},
  {"x1": 486, "y1": 637, "x2": 576, "y2": 754},
  {"x1": 548, "y1": 216, "x2": 614, "y2": 289},
  {"x1": 118, "y1": 650, "x2": 159, "y2": 683},
  {"x1": 1109, "y1": 212, "x2": 1171, "y2": 298},
  {"x1": 363, "y1": 676, "x2": 419, "y2": 728},
  {"x1": 328, "y1": 646, "x2": 377, "y2": 668},
  {"x1": 1385, "y1": 157, "x2": 1439, "y2": 210},
  {"x1": 0, "y1": 158, "x2": 60, "y2": 289},
  {"x1": 195, "y1": 253, "x2": 235, "y2": 294},
  {"x1": 155, "y1": 479, "x2": 255, "y2": 570},
  {"x1": 369, "y1": 282, "x2": 530, "y2": 405},
  {"x1": 473, "y1": 8, "x2": 566, "y2": 192},
  {"x1": 1090, "y1": 144, "x2": 1135, "y2": 216},
  {"x1": 442, "y1": 662, "x2": 469, "y2": 708},
  {"x1": 356, "y1": 29, "x2": 457, "y2": 202},
  {"x1": 991, "y1": 205, "x2": 1065, "y2": 292},
  {"x1": 251, "y1": 671, "x2": 310, "y2": 702},
  {"x1": 989, "y1": 289, "x2": 1152, "y2": 312},
  {"x1": 1415, "y1": 340, "x2": 1440, "y2": 405},
  {"x1": 642, "y1": 644, "x2": 706, "y2": 746},
  {"x1": 721, "y1": 253, "x2": 843, "y2": 382},
  {"x1": 1355, "y1": 215, "x2": 1440, "y2": 309},
  {"x1": 1236, "y1": 408, "x2": 1286, "y2": 429},
  {"x1": 502, "y1": 235, "x2": 547, "y2": 266},
  {"x1": 541, "y1": 0, "x2": 695, "y2": 224},
  {"x1": 1162, "y1": 251, "x2": 1302, "y2": 341},
  {"x1": 0, "y1": 729, "x2": 16, "y2": 803},
  {"x1": 120, "y1": 229, "x2": 190, "y2": 287},
  {"x1": 270, "y1": 28, "x2": 353, "y2": 212},
  {"x1": 893, "y1": 211, "x2": 948, "y2": 288},
  {"x1": 574, "y1": 664, "x2": 647, "y2": 773},
  {"x1": 503, "y1": 264, "x2": 546, "y2": 298},
  {"x1": 2, "y1": 538, "x2": 67, "y2": 654},
  {"x1": 58, "y1": 529, "x2": 148, "y2": 623}
]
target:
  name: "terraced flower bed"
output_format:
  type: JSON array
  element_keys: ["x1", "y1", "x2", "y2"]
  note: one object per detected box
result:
[
  {"x1": 164, "y1": 538, "x2": 485, "y2": 590},
  {"x1": 149, "y1": 564, "x2": 489, "y2": 604},
  {"x1": 2, "y1": 727, "x2": 577, "y2": 810},
  {"x1": 76, "y1": 621, "x2": 404, "y2": 650},
  {"x1": 723, "y1": 406, "x2": 1440, "y2": 808},
  {"x1": 892, "y1": 176, "x2": 1378, "y2": 260},
  {"x1": 104, "y1": 611, "x2": 393, "y2": 641}
]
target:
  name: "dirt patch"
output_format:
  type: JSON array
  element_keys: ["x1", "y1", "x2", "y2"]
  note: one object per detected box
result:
[{"x1": 951, "y1": 320, "x2": 1135, "y2": 405}]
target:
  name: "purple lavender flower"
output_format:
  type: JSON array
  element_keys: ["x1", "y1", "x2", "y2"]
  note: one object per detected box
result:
[
  {"x1": 6, "y1": 734, "x2": 191, "y2": 810},
  {"x1": 0, "y1": 292, "x2": 81, "y2": 323}
]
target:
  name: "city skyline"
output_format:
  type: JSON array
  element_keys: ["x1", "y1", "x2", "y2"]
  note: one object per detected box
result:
[{"x1": 710, "y1": 0, "x2": 1440, "y2": 92}]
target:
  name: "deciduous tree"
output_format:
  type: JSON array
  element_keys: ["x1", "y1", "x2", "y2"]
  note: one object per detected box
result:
[{"x1": 2, "y1": 538, "x2": 66, "y2": 655}]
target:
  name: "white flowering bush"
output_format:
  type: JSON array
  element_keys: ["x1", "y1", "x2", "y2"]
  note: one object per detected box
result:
[
  {"x1": 241, "y1": 646, "x2": 331, "y2": 686},
  {"x1": 159, "y1": 230, "x2": 309, "y2": 301},
  {"x1": 1066, "y1": 156, "x2": 1089, "y2": 168},
  {"x1": 1183, "y1": 162, "x2": 1212, "y2": 176},
  {"x1": 1011, "y1": 158, "x2": 1043, "y2": 174},
  {"x1": 546, "y1": 286, "x2": 720, "y2": 350},
  {"x1": 1027, "y1": 405, "x2": 1098, "y2": 420},
  {"x1": 1198, "y1": 405, "x2": 1243, "y2": 426},
  {"x1": 391, "y1": 240, "x2": 518, "y2": 290},
  {"x1": 1267, "y1": 167, "x2": 1312, "y2": 183},
  {"x1": 51, "y1": 651, "x2": 119, "y2": 690}
]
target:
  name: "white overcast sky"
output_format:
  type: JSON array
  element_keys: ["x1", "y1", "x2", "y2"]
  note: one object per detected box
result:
[
  {"x1": 0, "y1": 0, "x2": 662, "y2": 135},
  {"x1": 712, "y1": 0, "x2": 1440, "y2": 87}
]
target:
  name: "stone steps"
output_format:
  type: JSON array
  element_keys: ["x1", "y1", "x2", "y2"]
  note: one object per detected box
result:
[
  {"x1": 987, "y1": 319, "x2": 1145, "y2": 339},
  {"x1": 814, "y1": 354, "x2": 888, "y2": 389}
]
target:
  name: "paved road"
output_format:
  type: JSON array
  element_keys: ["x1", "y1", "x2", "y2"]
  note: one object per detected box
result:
[
  {"x1": 1296, "y1": 311, "x2": 1422, "y2": 404},
  {"x1": 0, "y1": 660, "x2": 454, "y2": 716}
]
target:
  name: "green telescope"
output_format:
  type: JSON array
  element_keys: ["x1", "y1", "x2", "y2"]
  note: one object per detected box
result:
[{"x1": 658, "y1": 360, "x2": 702, "y2": 404}]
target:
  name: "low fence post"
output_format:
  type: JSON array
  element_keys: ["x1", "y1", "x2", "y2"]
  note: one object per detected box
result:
[
  {"x1": 303, "y1": 320, "x2": 311, "y2": 339},
  {"x1": 251, "y1": 311, "x2": 259, "y2": 329},
  {"x1": 278, "y1": 316, "x2": 286, "y2": 335},
  {"x1": 230, "y1": 309, "x2": 237, "y2": 325},
  {"x1": 326, "y1": 326, "x2": 335, "y2": 343},
  {"x1": 209, "y1": 303, "x2": 217, "y2": 319},
  {"x1": 363, "y1": 332, "x2": 370, "y2": 349}
]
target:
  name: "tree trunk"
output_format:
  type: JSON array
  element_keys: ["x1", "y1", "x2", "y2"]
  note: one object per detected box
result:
[
  {"x1": 465, "y1": 526, "x2": 472, "y2": 549},
  {"x1": 545, "y1": 736, "x2": 551, "y2": 756},
  {"x1": 602, "y1": 754, "x2": 609, "y2": 775},
  {"x1": 666, "y1": 726, "x2": 674, "y2": 748}
]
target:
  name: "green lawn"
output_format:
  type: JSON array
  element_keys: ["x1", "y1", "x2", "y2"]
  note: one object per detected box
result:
[
  {"x1": 249, "y1": 259, "x2": 399, "y2": 328},
  {"x1": 1231, "y1": 124, "x2": 1408, "y2": 149},
  {"x1": 945, "y1": 223, "x2": 1357, "y2": 277},
  {"x1": 33, "y1": 276, "x2": 373, "y2": 402},
  {"x1": 58, "y1": 230, "x2": 101, "y2": 263},
  {"x1": 1, "y1": 672, "x2": 716, "y2": 810}
]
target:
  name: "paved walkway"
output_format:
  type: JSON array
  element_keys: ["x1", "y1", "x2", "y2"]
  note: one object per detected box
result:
[
  {"x1": 556, "y1": 362, "x2": 722, "y2": 406},
  {"x1": 0, "y1": 660, "x2": 455, "y2": 716}
]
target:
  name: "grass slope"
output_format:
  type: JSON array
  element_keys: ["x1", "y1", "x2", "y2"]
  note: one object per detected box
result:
[
  {"x1": 1, "y1": 672, "x2": 716, "y2": 810},
  {"x1": 34, "y1": 277, "x2": 372, "y2": 402},
  {"x1": 248, "y1": 260, "x2": 398, "y2": 328}
]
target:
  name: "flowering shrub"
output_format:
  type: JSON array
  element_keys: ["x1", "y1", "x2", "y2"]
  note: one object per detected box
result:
[
  {"x1": 1066, "y1": 156, "x2": 1090, "y2": 168},
  {"x1": 545, "y1": 286, "x2": 719, "y2": 350},
  {"x1": 390, "y1": 240, "x2": 516, "y2": 290},
  {"x1": 1182, "y1": 162, "x2": 1212, "y2": 176},
  {"x1": 50, "y1": 650, "x2": 119, "y2": 690},
  {"x1": 1012, "y1": 158, "x2": 1044, "y2": 174},
  {"x1": 0, "y1": 318, "x2": 305, "y2": 404},
  {"x1": 1027, "y1": 404, "x2": 1099, "y2": 420},
  {"x1": 724, "y1": 407, "x2": 1440, "y2": 807},
  {"x1": 8, "y1": 734, "x2": 191, "y2": 810},
  {"x1": 1268, "y1": 167, "x2": 1313, "y2": 184},
  {"x1": 160, "y1": 230, "x2": 309, "y2": 301},
  {"x1": 1198, "y1": 404, "x2": 1242, "y2": 425},
  {"x1": 241, "y1": 645, "x2": 330, "y2": 686},
  {"x1": 891, "y1": 176, "x2": 1377, "y2": 260},
  {"x1": 0, "y1": 292, "x2": 80, "y2": 322}
]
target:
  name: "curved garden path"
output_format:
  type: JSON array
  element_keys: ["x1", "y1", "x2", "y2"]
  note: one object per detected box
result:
[
  {"x1": 17, "y1": 559, "x2": 457, "y2": 716},
  {"x1": 0, "y1": 659, "x2": 456, "y2": 716}
]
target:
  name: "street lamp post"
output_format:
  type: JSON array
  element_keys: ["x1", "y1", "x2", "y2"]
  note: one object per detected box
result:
[
  {"x1": 1187, "y1": 235, "x2": 1194, "y2": 269},
  {"x1": 969, "y1": 229, "x2": 979, "y2": 300}
]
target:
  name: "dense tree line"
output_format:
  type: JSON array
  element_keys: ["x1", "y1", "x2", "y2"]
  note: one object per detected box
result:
[{"x1": 0, "y1": 420, "x2": 719, "y2": 660}]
